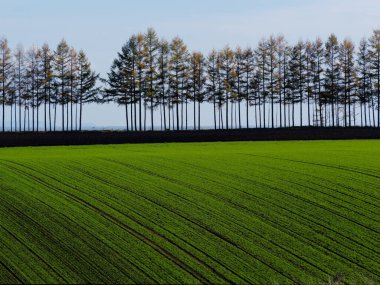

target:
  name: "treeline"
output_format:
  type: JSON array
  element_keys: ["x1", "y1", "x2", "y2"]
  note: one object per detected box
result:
[
  {"x1": 0, "y1": 39, "x2": 98, "y2": 132},
  {"x1": 1, "y1": 29, "x2": 380, "y2": 132},
  {"x1": 105, "y1": 28, "x2": 380, "y2": 131}
]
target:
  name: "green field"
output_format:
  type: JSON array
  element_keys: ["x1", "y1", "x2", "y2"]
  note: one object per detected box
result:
[{"x1": 0, "y1": 140, "x2": 379, "y2": 284}]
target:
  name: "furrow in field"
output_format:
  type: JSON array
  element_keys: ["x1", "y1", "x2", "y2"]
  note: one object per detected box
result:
[
  {"x1": 243, "y1": 157, "x2": 380, "y2": 217},
  {"x1": 230, "y1": 157, "x2": 380, "y2": 236},
  {"x1": 40, "y1": 156, "x2": 302, "y2": 282},
  {"x1": 0, "y1": 170, "x2": 128, "y2": 283},
  {"x1": 0, "y1": 242, "x2": 25, "y2": 284},
  {"x1": 76, "y1": 162, "x2": 294, "y2": 282},
  {"x1": 52, "y1": 159, "x2": 273, "y2": 284},
  {"x1": 1, "y1": 141, "x2": 379, "y2": 284},
  {"x1": 140, "y1": 155, "x2": 380, "y2": 243},
  {"x1": 197, "y1": 152, "x2": 380, "y2": 215},
  {"x1": 211, "y1": 168, "x2": 380, "y2": 272},
  {"x1": 0, "y1": 159, "x2": 209, "y2": 284},
  {"x1": 175, "y1": 155, "x2": 380, "y2": 251},
  {"x1": 29, "y1": 196, "x2": 156, "y2": 284},
  {"x1": 90, "y1": 158, "x2": 336, "y2": 282},
  {"x1": 254, "y1": 170, "x2": 380, "y2": 248},
  {"x1": 160, "y1": 152, "x2": 380, "y2": 217},
  {"x1": 243, "y1": 153, "x2": 380, "y2": 197},
  {"x1": 125, "y1": 154, "x2": 380, "y2": 278},
  {"x1": 0, "y1": 191, "x2": 72, "y2": 283},
  {"x1": 0, "y1": 177, "x2": 149, "y2": 284}
]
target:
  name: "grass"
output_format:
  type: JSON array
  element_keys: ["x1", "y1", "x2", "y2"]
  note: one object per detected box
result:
[{"x1": 0, "y1": 140, "x2": 379, "y2": 284}]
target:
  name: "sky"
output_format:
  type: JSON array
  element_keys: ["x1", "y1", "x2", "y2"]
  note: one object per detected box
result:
[{"x1": 1, "y1": 0, "x2": 379, "y2": 128}]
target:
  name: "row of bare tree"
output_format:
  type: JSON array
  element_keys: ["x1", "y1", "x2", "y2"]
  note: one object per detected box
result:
[
  {"x1": 104, "y1": 29, "x2": 380, "y2": 131},
  {"x1": 0, "y1": 39, "x2": 98, "y2": 132},
  {"x1": 1, "y1": 29, "x2": 380, "y2": 132}
]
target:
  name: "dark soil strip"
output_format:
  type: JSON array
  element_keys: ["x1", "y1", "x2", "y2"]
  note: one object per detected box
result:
[{"x1": 1, "y1": 127, "x2": 380, "y2": 147}]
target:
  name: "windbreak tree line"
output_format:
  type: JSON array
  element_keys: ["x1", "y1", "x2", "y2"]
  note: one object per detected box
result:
[
  {"x1": 0, "y1": 39, "x2": 99, "y2": 132},
  {"x1": 105, "y1": 29, "x2": 380, "y2": 131},
  {"x1": 1, "y1": 29, "x2": 380, "y2": 132}
]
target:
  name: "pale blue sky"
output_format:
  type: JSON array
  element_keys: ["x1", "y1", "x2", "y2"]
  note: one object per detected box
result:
[{"x1": 1, "y1": 0, "x2": 379, "y2": 127}]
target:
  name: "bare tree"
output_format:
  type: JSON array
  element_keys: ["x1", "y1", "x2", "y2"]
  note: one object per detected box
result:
[
  {"x1": 369, "y1": 30, "x2": 380, "y2": 127},
  {"x1": 0, "y1": 38, "x2": 13, "y2": 132},
  {"x1": 54, "y1": 39, "x2": 71, "y2": 131}
]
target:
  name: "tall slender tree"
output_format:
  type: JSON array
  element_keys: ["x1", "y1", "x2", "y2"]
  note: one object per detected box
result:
[
  {"x1": 68, "y1": 47, "x2": 79, "y2": 131},
  {"x1": 339, "y1": 39, "x2": 356, "y2": 127},
  {"x1": 267, "y1": 36, "x2": 278, "y2": 128},
  {"x1": 206, "y1": 50, "x2": 219, "y2": 130},
  {"x1": 189, "y1": 51, "x2": 206, "y2": 130},
  {"x1": 128, "y1": 35, "x2": 138, "y2": 131},
  {"x1": 144, "y1": 28, "x2": 159, "y2": 130},
  {"x1": 41, "y1": 44, "x2": 54, "y2": 131},
  {"x1": 0, "y1": 38, "x2": 13, "y2": 132},
  {"x1": 255, "y1": 40, "x2": 269, "y2": 128},
  {"x1": 77, "y1": 50, "x2": 98, "y2": 131},
  {"x1": 305, "y1": 41, "x2": 314, "y2": 126},
  {"x1": 234, "y1": 47, "x2": 246, "y2": 129},
  {"x1": 26, "y1": 46, "x2": 39, "y2": 131},
  {"x1": 369, "y1": 30, "x2": 380, "y2": 127},
  {"x1": 157, "y1": 39, "x2": 169, "y2": 130},
  {"x1": 220, "y1": 46, "x2": 235, "y2": 129},
  {"x1": 356, "y1": 38, "x2": 372, "y2": 127},
  {"x1": 276, "y1": 36, "x2": 288, "y2": 128},
  {"x1": 169, "y1": 37, "x2": 189, "y2": 130},
  {"x1": 104, "y1": 39, "x2": 134, "y2": 130},
  {"x1": 242, "y1": 48, "x2": 255, "y2": 128},
  {"x1": 135, "y1": 34, "x2": 146, "y2": 131},
  {"x1": 325, "y1": 34, "x2": 341, "y2": 127},
  {"x1": 288, "y1": 41, "x2": 306, "y2": 127},
  {"x1": 14, "y1": 45, "x2": 26, "y2": 132},
  {"x1": 311, "y1": 38, "x2": 325, "y2": 126},
  {"x1": 54, "y1": 39, "x2": 70, "y2": 131}
]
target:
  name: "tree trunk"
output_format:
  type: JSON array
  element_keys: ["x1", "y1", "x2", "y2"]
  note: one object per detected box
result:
[
  {"x1": 139, "y1": 88, "x2": 142, "y2": 131},
  {"x1": 80, "y1": 99, "x2": 83, "y2": 131},
  {"x1": 292, "y1": 93, "x2": 295, "y2": 127},
  {"x1": 198, "y1": 101, "x2": 201, "y2": 130},
  {"x1": 258, "y1": 94, "x2": 262, "y2": 128},
  {"x1": 125, "y1": 101, "x2": 129, "y2": 131},
  {"x1": 62, "y1": 103, "x2": 64, "y2": 131},
  {"x1": 144, "y1": 100, "x2": 147, "y2": 131},
  {"x1": 168, "y1": 93, "x2": 171, "y2": 131},
  {"x1": 226, "y1": 92, "x2": 229, "y2": 130},
  {"x1": 163, "y1": 87, "x2": 166, "y2": 130},
  {"x1": 238, "y1": 100, "x2": 241, "y2": 129},
  {"x1": 193, "y1": 91, "x2": 196, "y2": 130},
  {"x1": 71, "y1": 96, "x2": 73, "y2": 131},
  {"x1": 10, "y1": 103, "x2": 13, "y2": 132},
  {"x1": 176, "y1": 97, "x2": 179, "y2": 131},
  {"x1": 185, "y1": 96, "x2": 188, "y2": 130},
  {"x1": 23, "y1": 107, "x2": 26, "y2": 132},
  {"x1": 213, "y1": 93, "x2": 216, "y2": 130}
]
